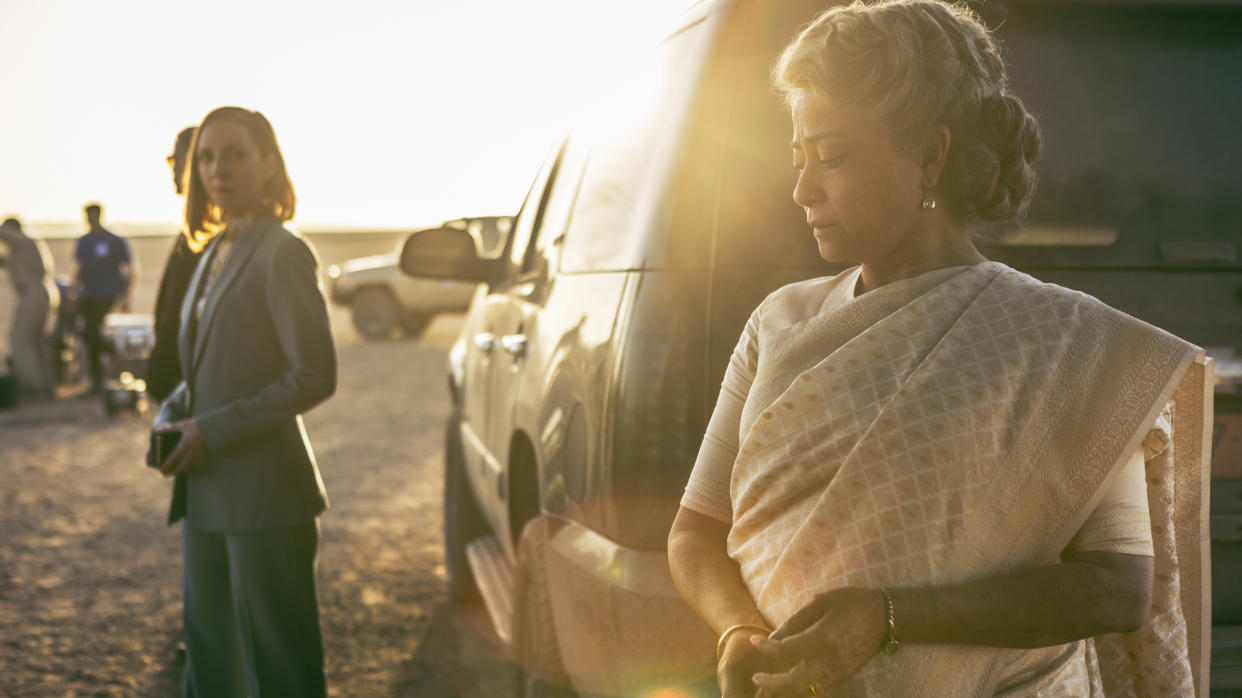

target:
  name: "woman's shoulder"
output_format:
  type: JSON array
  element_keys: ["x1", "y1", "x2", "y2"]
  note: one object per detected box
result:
[
  {"x1": 248, "y1": 223, "x2": 322, "y2": 285},
  {"x1": 757, "y1": 268, "x2": 860, "y2": 320},
  {"x1": 990, "y1": 262, "x2": 1120, "y2": 312},
  {"x1": 260, "y1": 219, "x2": 301, "y2": 242},
  {"x1": 987, "y1": 262, "x2": 1194, "y2": 348},
  {"x1": 260, "y1": 221, "x2": 319, "y2": 257}
]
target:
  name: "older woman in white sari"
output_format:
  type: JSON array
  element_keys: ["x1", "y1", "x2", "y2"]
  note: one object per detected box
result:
[{"x1": 667, "y1": 2, "x2": 1211, "y2": 697}]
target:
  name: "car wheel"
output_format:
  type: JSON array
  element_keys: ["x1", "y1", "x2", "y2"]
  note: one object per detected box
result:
[
  {"x1": 444, "y1": 411, "x2": 486, "y2": 601},
  {"x1": 512, "y1": 517, "x2": 576, "y2": 698},
  {"x1": 401, "y1": 313, "x2": 432, "y2": 338},
  {"x1": 350, "y1": 288, "x2": 399, "y2": 340}
]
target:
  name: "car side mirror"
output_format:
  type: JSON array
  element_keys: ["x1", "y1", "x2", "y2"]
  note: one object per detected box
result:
[{"x1": 399, "y1": 227, "x2": 493, "y2": 283}]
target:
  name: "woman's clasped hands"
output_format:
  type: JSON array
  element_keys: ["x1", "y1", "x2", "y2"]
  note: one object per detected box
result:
[
  {"x1": 153, "y1": 420, "x2": 209, "y2": 476},
  {"x1": 721, "y1": 588, "x2": 888, "y2": 698}
]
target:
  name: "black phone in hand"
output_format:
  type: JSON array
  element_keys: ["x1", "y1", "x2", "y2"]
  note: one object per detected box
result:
[{"x1": 147, "y1": 430, "x2": 182, "y2": 468}]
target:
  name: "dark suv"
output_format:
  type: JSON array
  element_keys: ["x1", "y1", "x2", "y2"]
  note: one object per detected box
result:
[{"x1": 401, "y1": 1, "x2": 1242, "y2": 694}]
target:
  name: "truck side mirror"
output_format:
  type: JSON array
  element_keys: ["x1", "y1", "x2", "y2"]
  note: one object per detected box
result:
[{"x1": 399, "y1": 227, "x2": 494, "y2": 283}]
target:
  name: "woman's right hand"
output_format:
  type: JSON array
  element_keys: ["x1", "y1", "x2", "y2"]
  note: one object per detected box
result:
[
  {"x1": 156, "y1": 419, "x2": 208, "y2": 476},
  {"x1": 719, "y1": 628, "x2": 774, "y2": 698}
]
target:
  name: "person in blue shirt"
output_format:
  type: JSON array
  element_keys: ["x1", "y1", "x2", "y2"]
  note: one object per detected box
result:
[{"x1": 73, "y1": 202, "x2": 134, "y2": 392}]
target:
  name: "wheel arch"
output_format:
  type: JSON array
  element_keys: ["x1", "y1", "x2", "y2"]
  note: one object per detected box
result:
[{"x1": 507, "y1": 430, "x2": 541, "y2": 549}]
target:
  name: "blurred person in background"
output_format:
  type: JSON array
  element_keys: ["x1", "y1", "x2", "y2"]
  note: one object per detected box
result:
[
  {"x1": 146, "y1": 126, "x2": 203, "y2": 402},
  {"x1": 668, "y1": 1, "x2": 1210, "y2": 696},
  {"x1": 152, "y1": 106, "x2": 335, "y2": 698},
  {"x1": 73, "y1": 202, "x2": 134, "y2": 393},
  {"x1": 0, "y1": 217, "x2": 59, "y2": 397},
  {"x1": 144, "y1": 125, "x2": 203, "y2": 666}
]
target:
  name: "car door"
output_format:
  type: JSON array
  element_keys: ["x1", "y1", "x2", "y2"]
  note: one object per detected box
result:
[
  {"x1": 460, "y1": 152, "x2": 560, "y2": 534},
  {"x1": 485, "y1": 136, "x2": 592, "y2": 548}
]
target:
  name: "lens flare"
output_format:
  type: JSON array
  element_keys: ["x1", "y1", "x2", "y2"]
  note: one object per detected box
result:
[{"x1": 639, "y1": 690, "x2": 694, "y2": 698}]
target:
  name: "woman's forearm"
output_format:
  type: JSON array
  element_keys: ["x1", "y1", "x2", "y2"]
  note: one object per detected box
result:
[
  {"x1": 668, "y1": 508, "x2": 768, "y2": 635},
  {"x1": 891, "y1": 552, "x2": 1153, "y2": 649}
]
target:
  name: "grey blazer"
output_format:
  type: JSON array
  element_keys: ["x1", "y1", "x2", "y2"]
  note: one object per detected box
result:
[{"x1": 158, "y1": 218, "x2": 336, "y2": 531}]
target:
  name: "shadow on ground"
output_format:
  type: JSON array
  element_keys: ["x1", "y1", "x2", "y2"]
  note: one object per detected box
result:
[{"x1": 392, "y1": 600, "x2": 512, "y2": 697}]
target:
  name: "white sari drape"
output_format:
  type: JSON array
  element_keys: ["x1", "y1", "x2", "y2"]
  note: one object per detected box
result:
[{"x1": 726, "y1": 262, "x2": 1210, "y2": 696}]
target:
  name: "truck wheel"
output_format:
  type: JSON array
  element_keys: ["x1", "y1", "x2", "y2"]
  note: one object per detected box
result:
[
  {"x1": 512, "y1": 517, "x2": 576, "y2": 698},
  {"x1": 444, "y1": 412, "x2": 486, "y2": 602},
  {"x1": 351, "y1": 288, "x2": 398, "y2": 340},
  {"x1": 401, "y1": 313, "x2": 432, "y2": 338}
]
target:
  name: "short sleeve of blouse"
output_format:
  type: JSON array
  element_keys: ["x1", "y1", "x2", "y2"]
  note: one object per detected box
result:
[
  {"x1": 680, "y1": 303, "x2": 761, "y2": 523},
  {"x1": 1063, "y1": 407, "x2": 1172, "y2": 558}
]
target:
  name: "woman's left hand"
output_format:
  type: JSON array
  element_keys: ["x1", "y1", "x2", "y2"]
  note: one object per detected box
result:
[
  {"x1": 156, "y1": 419, "x2": 208, "y2": 476},
  {"x1": 749, "y1": 587, "x2": 887, "y2": 697}
]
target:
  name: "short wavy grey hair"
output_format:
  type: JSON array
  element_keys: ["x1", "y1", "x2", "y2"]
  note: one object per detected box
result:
[{"x1": 774, "y1": 0, "x2": 1042, "y2": 229}]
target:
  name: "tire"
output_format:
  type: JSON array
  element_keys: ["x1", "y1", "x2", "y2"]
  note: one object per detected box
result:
[
  {"x1": 350, "y1": 287, "x2": 399, "y2": 340},
  {"x1": 401, "y1": 313, "x2": 432, "y2": 338},
  {"x1": 444, "y1": 412, "x2": 486, "y2": 602},
  {"x1": 512, "y1": 517, "x2": 576, "y2": 698}
]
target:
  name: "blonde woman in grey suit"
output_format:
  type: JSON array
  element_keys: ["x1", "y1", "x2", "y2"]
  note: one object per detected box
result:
[{"x1": 153, "y1": 106, "x2": 336, "y2": 698}]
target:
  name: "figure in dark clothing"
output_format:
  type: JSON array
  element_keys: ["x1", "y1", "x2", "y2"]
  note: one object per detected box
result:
[
  {"x1": 73, "y1": 203, "x2": 134, "y2": 392},
  {"x1": 146, "y1": 127, "x2": 203, "y2": 401}
]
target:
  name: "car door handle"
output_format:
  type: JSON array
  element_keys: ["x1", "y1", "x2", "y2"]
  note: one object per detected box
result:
[
  {"x1": 500, "y1": 334, "x2": 527, "y2": 357},
  {"x1": 473, "y1": 332, "x2": 496, "y2": 353}
]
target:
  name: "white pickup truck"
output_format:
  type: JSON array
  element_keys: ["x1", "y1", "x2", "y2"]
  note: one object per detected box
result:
[{"x1": 326, "y1": 216, "x2": 510, "y2": 339}]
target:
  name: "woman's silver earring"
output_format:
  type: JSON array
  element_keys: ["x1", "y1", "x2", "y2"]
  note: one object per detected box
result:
[{"x1": 921, "y1": 196, "x2": 936, "y2": 210}]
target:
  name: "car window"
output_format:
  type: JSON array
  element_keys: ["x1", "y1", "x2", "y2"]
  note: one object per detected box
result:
[
  {"x1": 558, "y1": 17, "x2": 713, "y2": 273},
  {"x1": 472, "y1": 217, "x2": 510, "y2": 258},
  {"x1": 497, "y1": 146, "x2": 563, "y2": 287},
  {"x1": 991, "y1": 4, "x2": 1242, "y2": 247},
  {"x1": 518, "y1": 143, "x2": 586, "y2": 278},
  {"x1": 536, "y1": 136, "x2": 589, "y2": 268}
]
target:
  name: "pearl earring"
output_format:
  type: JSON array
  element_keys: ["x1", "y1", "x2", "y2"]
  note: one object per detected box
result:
[{"x1": 921, "y1": 196, "x2": 936, "y2": 210}]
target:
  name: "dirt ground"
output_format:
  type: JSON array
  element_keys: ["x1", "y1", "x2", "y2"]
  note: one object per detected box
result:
[{"x1": 0, "y1": 233, "x2": 516, "y2": 697}]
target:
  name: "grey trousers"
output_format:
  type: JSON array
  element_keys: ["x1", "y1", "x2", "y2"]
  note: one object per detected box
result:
[{"x1": 181, "y1": 522, "x2": 326, "y2": 698}]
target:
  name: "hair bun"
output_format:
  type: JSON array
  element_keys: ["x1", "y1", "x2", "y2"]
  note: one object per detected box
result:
[{"x1": 947, "y1": 92, "x2": 1042, "y2": 225}]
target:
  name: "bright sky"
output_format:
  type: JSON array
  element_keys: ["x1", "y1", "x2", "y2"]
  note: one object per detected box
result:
[{"x1": 0, "y1": 0, "x2": 688, "y2": 230}]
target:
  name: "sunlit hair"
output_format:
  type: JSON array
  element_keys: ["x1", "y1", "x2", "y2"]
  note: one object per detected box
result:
[
  {"x1": 174, "y1": 126, "x2": 197, "y2": 156},
  {"x1": 183, "y1": 106, "x2": 295, "y2": 253},
  {"x1": 173, "y1": 126, "x2": 197, "y2": 166},
  {"x1": 774, "y1": 0, "x2": 1041, "y2": 229},
  {"x1": 171, "y1": 126, "x2": 197, "y2": 197}
]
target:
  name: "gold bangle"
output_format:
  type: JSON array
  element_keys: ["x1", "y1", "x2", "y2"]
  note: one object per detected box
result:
[
  {"x1": 716, "y1": 623, "x2": 772, "y2": 661},
  {"x1": 880, "y1": 586, "x2": 900, "y2": 655}
]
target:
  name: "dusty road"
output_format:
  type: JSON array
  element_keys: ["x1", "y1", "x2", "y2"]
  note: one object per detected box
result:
[{"x1": 0, "y1": 317, "x2": 516, "y2": 697}]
